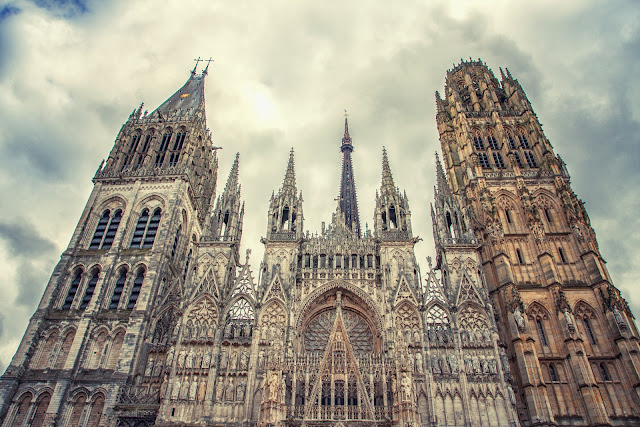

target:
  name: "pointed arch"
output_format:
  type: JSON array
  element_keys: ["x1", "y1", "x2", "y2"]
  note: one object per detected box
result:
[
  {"x1": 68, "y1": 390, "x2": 88, "y2": 427},
  {"x1": 183, "y1": 295, "x2": 219, "y2": 341},
  {"x1": 85, "y1": 392, "x2": 105, "y2": 427},
  {"x1": 527, "y1": 301, "x2": 553, "y2": 349},
  {"x1": 224, "y1": 297, "x2": 255, "y2": 340},
  {"x1": 34, "y1": 327, "x2": 59, "y2": 369},
  {"x1": 106, "y1": 328, "x2": 126, "y2": 369},
  {"x1": 54, "y1": 328, "x2": 76, "y2": 369},
  {"x1": 395, "y1": 300, "x2": 422, "y2": 345}
]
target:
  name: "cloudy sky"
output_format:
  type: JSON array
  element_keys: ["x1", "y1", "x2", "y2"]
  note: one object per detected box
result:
[{"x1": 0, "y1": 0, "x2": 638, "y2": 371}]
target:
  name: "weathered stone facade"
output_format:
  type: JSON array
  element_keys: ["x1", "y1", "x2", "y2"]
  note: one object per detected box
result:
[
  {"x1": 435, "y1": 59, "x2": 640, "y2": 426},
  {"x1": 0, "y1": 59, "x2": 636, "y2": 427}
]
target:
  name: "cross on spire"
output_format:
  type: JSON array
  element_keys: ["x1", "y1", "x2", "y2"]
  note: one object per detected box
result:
[
  {"x1": 203, "y1": 57, "x2": 214, "y2": 75},
  {"x1": 192, "y1": 57, "x2": 204, "y2": 75}
]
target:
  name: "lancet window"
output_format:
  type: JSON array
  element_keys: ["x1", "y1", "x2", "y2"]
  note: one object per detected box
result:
[
  {"x1": 62, "y1": 268, "x2": 83, "y2": 310},
  {"x1": 135, "y1": 134, "x2": 152, "y2": 167},
  {"x1": 493, "y1": 152, "x2": 505, "y2": 168},
  {"x1": 91, "y1": 209, "x2": 122, "y2": 250},
  {"x1": 524, "y1": 150, "x2": 537, "y2": 168},
  {"x1": 473, "y1": 130, "x2": 485, "y2": 150},
  {"x1": 168, "y1": 130, "x2": 186, "y2": 166},
  {"x1": 79, "y1": 269, "x2": 99, "y2": 310},
  {"x1": 126, "y1": 268, "x2": 145, "y2": 309},
  {"x1": 478, "y1": 152, "x2": 491, "y2": 168},
  {"x1": 130, "y1": 208, "x2": 162, "y2": 248},
  {"x1": 109, "y1": 268, "x2": 127, "y2": 309},
  {"x1": 155, "y1": 130, "x2": 172, "y2": 167},
  {"x1": 122, "y1": 133, "x2": 140, "y2": 169}
]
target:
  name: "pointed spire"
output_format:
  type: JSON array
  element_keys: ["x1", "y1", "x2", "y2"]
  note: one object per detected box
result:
[
  {"x1": 435, "y1": 152, "x2": 450, "y2": 197},
  {"x1": 381, "y1": 147, "x2": 395, "y2": 191},
  {"x1": 223, "y1": 153, "x2": 240, "y2": 195},
  {"x1": 153, "y1": 68, "x2": 207, "y2": 117},
  {"x1": 337, "y1": 115, "x2": 360, "y2": 237},
  {"x1": 281, "y1": 148, "x2": 296, "y2": 191}
]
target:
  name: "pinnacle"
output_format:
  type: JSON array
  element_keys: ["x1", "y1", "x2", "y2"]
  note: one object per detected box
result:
[
  {"x1": 282, "y1": 148, "x2": 297, "y2": 191},
  {"x1": 381, "y1": 147, "x2": 395, "y2": 190},
  {"x1": 435, "y1": 152, "x2": 450, "y2": 197},
  {"x1": 223, "y1": 153, "x2": 240, "y2": 196}
]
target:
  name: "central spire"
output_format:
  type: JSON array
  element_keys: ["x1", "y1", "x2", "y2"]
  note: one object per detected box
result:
[{"x1": 338, "y1": 115, "x2": 361, "y2": 237}]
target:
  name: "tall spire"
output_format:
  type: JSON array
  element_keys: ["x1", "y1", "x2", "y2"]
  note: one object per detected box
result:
[
  {"x1": 435, "y1": 152, "x2": 451, "y2": 197},
  {"x1": 223, "y1": 153, "x2": 240, "y2": 196},
  {"x1": 381, "y1": 147, "x2": 395, "y2": 191},
  {"x1": 282, "y1": 148, "x2": 296, "y2": 191},
  {"x1": 152, "y1": 69, "x2": 207, "y2": 118},
  {"x1": 338, "y1": 114, "x2": 361, "y2": 237}
]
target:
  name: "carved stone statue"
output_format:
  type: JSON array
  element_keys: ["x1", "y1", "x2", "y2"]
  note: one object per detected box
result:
[
  {"x1": 145, "y1": 358, "x2": 154, "y2": 377},
  {"x1": 415, "y1": 352, "x2": 424, "y2": 373},
  {"x1": 195, "y1": 350, "x2": 203, "y2": 369},
  {"x1": 240, "y1": 351, "x2": 249, "y2": 370},
  {"x1": 401, "y1": 372, "x2": 412, "y2": 401},
  {"x1": 472, "y1": 356, "x2": 480, "y2": 374},
  {"x1": 186, "y1": 349, "x2": 195, "y2": 369},
  {"x1": 614, "y1": 306, "x2": 627, "y2": 329},
  {"x1": 258, "y1": 350, "x2": 265, "y2": 368},
  {"x1": 432, "y1": 354, "x2": 440, "y2": 374},
  {"x1": 508, "y1": 385, "x2": 516, "y2": 406},
  {"x1": 160, "y1": 375, "x2": 169, "y2": 399},
  {"x1": 229, "y1": 352, "x2": 238, "y2": 371},
  {"x1": 448, "y1": 354, "x2": 458, "y2": 374},
  {"x1": 189, "y1": 378, "x2": 198, "y2": 400},
  {"x1": 203, "y1": 349, "x2": 212, "y2": 369},
  {"x1": 166, "y1": 346, "x2": 175, "y2": 368},
  {"x1": 171, "y1": 379, "x2": 181, "y2": 400},
  {"x1": 225, "y1": 377, "x2": 235, "y2": 401},
  {"x1": 513, "y1": 307, "x2": 525, "y2": 332},
  {"x1": 489, "y1": 358, "x2": 497, "y2": 374},
  {"x1": 268, "y1": 371, "x2": 280, "y2": 401},
  {"x1": 237, "y1": 380, "x2": 246, "y2": 400},
  {"x1": 197, "y1": 378, "x2": 207, "y2": 400},
  {"x1": 563, "y1": 309, "x2": 576, "y2": 333},
  {"x1": 180, "y1": 378, "x2": 189, "y2": 400},
  {"x1": 219, "y1": 351, "x2": 228, "y2": 370},
  {"x1": 177, "y1": 350, "x2": 186, "y2": 369},
  {"x1": 216, "y1": 379, "x2": 224, "y2": 401}
]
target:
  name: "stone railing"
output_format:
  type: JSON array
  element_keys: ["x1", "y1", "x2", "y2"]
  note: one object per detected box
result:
[{"x1": 269, "y1": 231, "x2": 297, "y2": 241}]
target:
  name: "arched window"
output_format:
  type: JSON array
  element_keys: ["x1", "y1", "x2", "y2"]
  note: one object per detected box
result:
[
  {"x1": 130, "y1": 209, "x2": 149, "y2": 248},
  {"x1": 79, "y1": 269, "x2": 99, "y2": 310},
  {"x1": 122, "y1": 133, "x2": 140, "y2": 169},
  {"x1": 516, "y1": 248, "x2": 524, "y2": 264},
  {"x1": 507, "y1": 133, "x2": 517, "y2": 150},
  {"x1": 62, "y1": 269, "x2": 83, "y2": 310},
  {"x1": 35, "y1": 330, "x2": 59, "y2": 369},
  {"x1": 505, "y1": 209, "x2": 512, "y2": 224},
  {"x1": 86, "y1": 394, "x2": 105, "y2": 427},
  {"x1": 109, "y1": 269, "x2": 127, "y2": 309},
  {"x1": 512, "y1": 152, "x2": 523, "y2": 167},
  {"x1": 524, "y1": 150, "x2": 537, "y2": 167},
  {"x1": 536, "y1": 318, "x2": 548, "y2": 347},
  {"x1": 389, "y1": 205, "x2": 397, "y2": 229},
  {"x1": 168, "y1": 131, "x2": 186, "y2": 167},
  {"x1": 584, "y1": 318, "x2": 597, "y2": 345},
  {"x1": 600, "y1": 362, "x2": 611, "y2": 381},
  {"x1": 517, "y1": 131, "x2": 530, "y2": 148},
  {"x1": 472, "y1": 130, "x2": 485, "y2": 150},
  {"x1": 130, "y1": 208, "x2": 162, "y2": 249},
  {"x1": 225, "y1": 298, "x2": 255, "y2": 339},
  {"x1": 101, "y1": 209, "x2": 122, "y2": 249},
  {"x1": 558, "y1": 247, "x2": 567, "y2": 263},
  {"x1": 11, "y1": 393, "x2": 32, "y2": 426},
  {"x1": 478, "y1": 152, "x2": 491, "y2": 168},
  {"x1": 69, "y1": 393, "x2": 87, "y2": 426},
  {"x1": 155, "y1": 131, "x2": 172, "y2": 167},
  {"x1": 142, "y1": 208, "x2": 161, "y2": 248},
  {"x1": 486, "y1": 130, "x2": 499, "y2": 150},
  {"x1": 135, "y1": 134, "x2": 152, "y2": 167},
  {"x1": 549, "y1": 364, "x2": 559, "y2": 382},
  {"x1": 127, "y1": 269, "x2": 145, "y2": 309},
  {"x1": 54, "y1": 329, "x2": 76, "y2": 369},
  {"x1": 89, "y1": 211, "x2": 110, "y2": 249},
  {"x1": 171, "y1": 225, "x2": 182, "y2": 260},
  {"x1": 182, "y1": 249, "x2": 192, "y2": 281},
  {"x1": 31, "y1": 392, "x2": 51, "y2": 427},
  {"x1": 493, "y1": 152, "x2": 505, "y2": 168}
]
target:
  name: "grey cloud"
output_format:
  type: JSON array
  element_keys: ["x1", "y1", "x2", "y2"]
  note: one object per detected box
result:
[{"x1": 0, "y1": 220, "x2": 56, "y2": 258}]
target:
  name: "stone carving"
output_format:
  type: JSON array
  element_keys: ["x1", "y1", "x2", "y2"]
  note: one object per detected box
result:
[
  {"x1": 171, "y1": 379, "x2": 181, "y2": 400},
  {"x1": 186, "y1": 349, "x2": 194, "y2": 369},
  {"x1": 400, "y1": 372, "x2": 412, "y2": 401},
  {"x1": 198, "y1": 378, "x2": 207, "y2": 400},
  {"x1": 180, "y1": 378, "x2": 189, "y2": 400},
  {"x1": 415, "y1": 352, "x2": 423, "y2": 373},
  {"x1": 189, "y1": 378, "x2": 198, "y2": 400},
  {"x1": 177, "y1": 350, "x2": 186, "y2": 369},
  {"x1": 513, "y1": 307, "x2": 525, "y2": 332},
  {"x1": 166, "y1": 346, "x2": 175, "y2": 368},
  {"x1": 225, "y1": 377, "x2": 235, "y2": 401},
  {"x1": 145, "y1": 357, "x2": 154, "y2": 377}
]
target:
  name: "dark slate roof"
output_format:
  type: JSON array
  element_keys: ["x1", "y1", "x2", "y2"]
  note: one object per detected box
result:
[{"x1": 153, "y1": 73, "x2": 206, "y2": 115}]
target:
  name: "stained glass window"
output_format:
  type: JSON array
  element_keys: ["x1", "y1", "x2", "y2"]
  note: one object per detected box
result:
[{"x1": 303, "y1": 309, "x2": 373, "y2": 354}]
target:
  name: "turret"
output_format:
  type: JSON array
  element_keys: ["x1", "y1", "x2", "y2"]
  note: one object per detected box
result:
[
  {"x1": 373, "y1": 148, "x2": 412, "y2": 239},
  {"x1": 266, "y1": 148, "x2": 304, "y2": 240},
  {"x1": 209, "y1": 153, "x2": 243, "y2": 242},
  {"x1": 338, "y1": 116, "x2": 361, "y2": 237}
]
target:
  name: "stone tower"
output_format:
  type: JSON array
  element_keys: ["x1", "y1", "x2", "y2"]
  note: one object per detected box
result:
[
  {"x1": 435, "y1": 59, "x2": 640, "y2": 426},
  {"x1": 0, "y1": 65, "x2": 227, "y2": 426}
]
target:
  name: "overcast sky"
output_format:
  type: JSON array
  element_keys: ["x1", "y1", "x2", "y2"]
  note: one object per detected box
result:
[{"x1": 0, "y1": 0, "x2": 638, "y2": 371}]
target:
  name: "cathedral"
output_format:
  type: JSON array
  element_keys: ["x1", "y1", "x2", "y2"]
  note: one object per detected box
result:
[{"x1": 0, "y1": 59, "x2": 638, "y2": 427}]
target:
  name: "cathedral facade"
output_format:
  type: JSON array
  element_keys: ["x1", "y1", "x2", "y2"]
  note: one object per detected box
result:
[{"x1": 0, "y1": 60, "x2": 637, "y2": 427}]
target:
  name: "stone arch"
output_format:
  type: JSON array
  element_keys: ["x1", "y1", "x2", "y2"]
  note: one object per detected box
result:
[
  {"x1": 151, "y1": 304, "x2": 182, "y2": 345},
  {"x1": 297, "y1": 287, "x2": 380, "y2": 355},
  {"x1": 34, "y1": 327, "x2": 60, "y2": 369},
  {"x1": 106, "y1": 327, "x2": 126, "y2": 369},
  {"x1": 527, "y1": 301, "x2": 555, "y2": 351},
  {"x1": 11, "y1": 390, "x2": 34, "y2": 426},
  {"x1": 183, "y1": 295, "x2": 219, "y2": 341},
  {"x1": 68, "y1": 389, "x2": 89, "y2": 426},
  {"x1": 54, "y1": 327, "x2": 77, "y2": 369},
  {"x1": 527, "y1": 301, "x2": 551, "y2": 320},
  {"x1": 86, "y1": 392, "x2": 106, "y2": 427},
  {"x1": 296, "y1": 280, "x2": 383, "y2": 334},
  {"x1": 31, "y1": 389, "x2": 52, "y2": 427},
  {"x1": 134, "y1": 194, "x2": 167, "y2": 212},
  {"x1": 395, "y1": 300, "x2": 422, "y2": 345},
  {"x1": 95, "y1": 195, "x2": 127, "y2": 213},
  {"x1": 574, "y1": 300, "x2": 598, "y2": 320}
]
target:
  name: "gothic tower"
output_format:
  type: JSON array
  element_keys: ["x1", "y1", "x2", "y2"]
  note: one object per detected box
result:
[
  {"x1": 0, "y1": 65, "x2": 230, "y2": 426},
  {"x1": 435, "y1": 59, "x2": 640, "y2": 426}
]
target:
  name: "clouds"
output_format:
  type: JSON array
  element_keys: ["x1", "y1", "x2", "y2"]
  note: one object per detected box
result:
[{"x1": 0, "y1": 0, "x2": 638, "y2": 368}]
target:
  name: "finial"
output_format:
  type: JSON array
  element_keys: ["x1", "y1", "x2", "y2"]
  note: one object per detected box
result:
[
  {"x1": 192, "y1": 57, "x2": 203, "y2": 76},
  {"x1": 282, "y1": 148, "x2": 296, "y2": 190},
  {"x1": 203, "y1": 57, "x2": 214, "y2": 75},
  {"x1": 343, "y1": 109, "x2": 350, "y2": 138}
]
